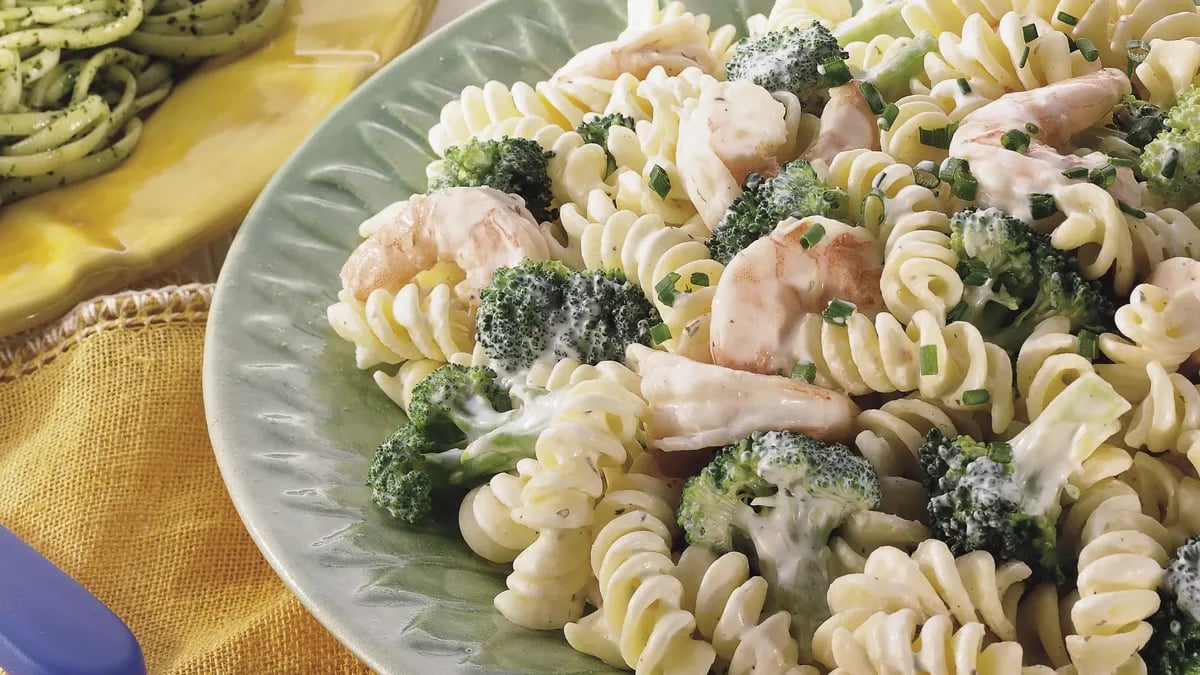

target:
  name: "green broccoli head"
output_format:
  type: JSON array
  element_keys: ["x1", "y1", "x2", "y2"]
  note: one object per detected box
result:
[
  {"x1": 406, "y1": 363, "x2": 513, "y2": 447},
  {"x1": 563, "y1": 268, "x2": 659, "y2": 365},
  {"x1": 918, "y1": 374, "x2": 1130, "y2": 581},
  {"x1": 476, "y1": 260, "x2": 571, "y2": 374},
  {"x1": 949, "y1": 208, "x2": 1115, "y2": 353},
  {"x1": 678, "y1": 430, "x2": 880, "y2": 658},
  {"x1": 1142, "y1": 537, "x2": 1200, "y2": 675},
  {"x1": 920, "y1": 429, "x2": 1059, "y2": 579},
  {"x1": 725, "y1": 24, "x2": 848, "y2": 108},
  {"x1": 476, "y1": 260, "x2": 660, "y2": 375},
  {"x1": 430, "y1": 136, "x2": 556, "y2": 222},
  {"x1": 366, "y1": 424, "x2": 448, "y2": 524},
  {"x1": 1141, "y1": 86, "x2": 1200, "y2": 210},
  {"x1": 707, "y1": 159, "x2": 848, "y2": 264},
  {"x1": 1114, "y1": 97, "x2": 1167, "y2": 151}
]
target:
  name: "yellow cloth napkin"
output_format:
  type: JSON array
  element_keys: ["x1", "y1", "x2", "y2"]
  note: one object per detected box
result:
[{"x1": 0, "y1": 285, "x2": 368, "y2": 674}]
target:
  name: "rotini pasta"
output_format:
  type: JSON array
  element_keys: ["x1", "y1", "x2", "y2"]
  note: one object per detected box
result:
[
  {"x1": 792, "y1": 309, "x2": 1015, "y2": 432},
  {"x1": 374, "y1": 358, "x2": 443, "y2": 415},
  {"x1": 878, "y1": 95, "x2": 957, "y2": 167},
  {"x1": 1060, "y1": 478, "x2": 1172, "y2": 674},
  {"x1": 825, "y1": 540, "x2": 1030, "y2": 642},
  {"x1": 1123, "y1": 360, "x2": 1200, "y2": 464},
  {"x1": 327, "y1": 283, "x2": 475, "y2": 370},
  {"x1": 813, "y1": 609, "x2": 1039, "y2": 674},
  {"x1": 879, "y1": 208, "x2": 962, "y2": 323},
  {"x1": 925, "y1": 13, "x2": 1101, "y2": 95},
  {"x1": 623, "y1": 0, "x2": 739, "y2": 67},
  {"x1": 459, "y1": 471, "x2": 536, "y2": 564},
  {"x1": 1135, "y1": 38, "x2": 1200, "y2": 109},
  {"x1": 899, "y1": 0, "x2": 1009, "y2": 40},
  {"x1": 746, "y1": 0, "x2": 853, "y2": 35},
  {"x1": 675, "y1": 547, "x2": 816, "y2": 675},
  {"x1": 820, "y1": 149, "x2": 951, "y2": 244},
  {"x1": 1122, "y1": 452, "x2": 1200, "y2": 551}
]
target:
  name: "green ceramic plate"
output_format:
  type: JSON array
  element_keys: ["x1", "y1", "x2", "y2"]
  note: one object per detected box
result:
[{"x1": 204, "y1": 0, "x2": 770, "y2": 672}]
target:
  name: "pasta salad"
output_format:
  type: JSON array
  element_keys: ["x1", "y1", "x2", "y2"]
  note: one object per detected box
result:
[{"x1": 328, "y1": 0, "x2": 1200, "y2": 672}]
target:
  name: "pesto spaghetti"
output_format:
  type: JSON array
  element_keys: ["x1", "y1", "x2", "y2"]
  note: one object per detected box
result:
[{"x1": 0, "y1": 0, "x2": 285, "y2": 203}]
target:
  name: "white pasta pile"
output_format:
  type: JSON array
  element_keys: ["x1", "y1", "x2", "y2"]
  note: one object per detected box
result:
[{"x1": 328, "y1": 0, "x2": 1200, "y2": 672}]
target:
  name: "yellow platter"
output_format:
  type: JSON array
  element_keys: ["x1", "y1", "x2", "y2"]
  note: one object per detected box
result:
[{"x1": 0, "y1": 0, "x2": 433, "y2": 338}]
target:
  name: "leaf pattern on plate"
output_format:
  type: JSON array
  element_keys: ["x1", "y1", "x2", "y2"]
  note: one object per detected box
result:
[{"x1": 206, "y1": 0, "x2": 771, "y2": 673}]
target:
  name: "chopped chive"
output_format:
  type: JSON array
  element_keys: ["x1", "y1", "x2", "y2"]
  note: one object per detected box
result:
[
  {"x1": 650, "y1": 322, "x2": 672, "y2": 344},
  {"x1": 1126, "y1": 40, "x2": 1150, "y2": 76},
  {"x1": 919, "y1": 126, "x2": 951, "y2": 149},
  {"x1": 1077, "y1": 329, "x2": 1098, "y2": 361},
  {"x1": 823, "y1": 299, "x2": 856, "y2": 326},
  {"x1": 1089, "y1": 164, "x2": 1117, "y2": 189},
  {"x1": 860, "y1": 81, "x2": 886, "y2": 115},
  {"x1": 1109, "y1": 157, "x2": 1136, "y2": 168},
  {"x1": 878, "y1": 103, "x2": 900, "y2": 131},
  {"x1": 1119, "y1": 201, "x2": 1146, "y2": 219},
  {"x1": 956, "y1": 174, "x2": 979, "y2": 200},
  {"x1": 957, "y1": 259, "x2": 990, "y2": 286},
  {"x1": 1019, "y1": 46, "x2": 1031, "y2": 69},
  {"x1": 914, "y1": 160, "x2": 940, "y2": 189},
  {"x1": 1057, "y1": 11, "x2": 1078, "y2": 26},
  {"x1": 819, "y1": 57, "x2": 852, "y2": 86},
  {"x1": 957, "y1": 78, "x2": 971, "y2": 94},
  {"x1": 1002, "y1": 129, "x2": 1030, "y2": 152},
  {"x1": 1164, "y1": 148, "x2": 1180, "y2": 179},
  {"x1": 919, "y1": 345, "x2": 939, "y2": 376},
  {"x1": 1022, "y1": 23, "x2": 1038, "y2": 43},
  {"x1": 689, "y1": 272, "x2": 709, "y2": 287},
  {"x1": 1077, "y1": 37, "x2": 1099, "y2": 62},
  {"x1": 940, "y1": 157, "x2": 967, "y2": 182},
  {"x1": 648, "y1": 165, "x2": 671, "y2": 199},
  {"x1": 946, "y1": 300, "x2": 968, "y2": 323},
  {"x1": 962, "y1": 389, "x2": 990, "y2": 406},
  {"x1": 792, "y1": 361, "x2": 817, "y2": 384},
  {"x1": 1029, "y1": 193, "x2": 1057, "y2": 219},
  {"x1": 1025, "y1": 122, "x2": 1040, "y2": 134},
  {"x1": 800, "y1": 222, "x2": 826, "y2": 249},
  {"x1": 860, "y1": 187, "x2": 886, "y2": 229},
  {"x1": 988, "y1": 442, "x2": 1013, "y2": 463},
  {"x1": 1062, "y1": 166, "x2": 1089, "y2": 179},
  {"x1": 655, "y1": 272, "x2": 681, "y2": 306}
]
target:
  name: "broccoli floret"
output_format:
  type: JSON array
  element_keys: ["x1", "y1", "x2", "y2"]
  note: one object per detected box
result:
[
  {"x1": 368, "y1": 364, "x2": 572, "y2": 523},
  {"x1": 725, "y1": 24, "x2": 848, "y2": 109},
  {"x1": 576, "y1": 113, "x2": 635, "y2": 177},
  {"x1": 949, "y1": 207, "x2": 1115, "y2": 353},
  {"x1": 1114, "y1": 97, "x2": 1167, "y2": 151},
  {"x1": 430, "y1": 136, "x2": 556, "y2": 222},
  {"x1": 918, "y1": 374, "x2": 1130, "y2": 581},
  {"x1": 476, "y1": 260, "x2": 661, "y2": 376},
  {"x1": 1143, "y1": 537, "x2": 1200, "y2": 674},
  {"x1": 1142, "y1": 86, "x2": 1200, "y2": 209},
  {"x1": 707, "y1": 159, "x2": 848, "y2": 264},
  {"x1": 678, "y1": 430, "x2": 881, "y2": 658}
]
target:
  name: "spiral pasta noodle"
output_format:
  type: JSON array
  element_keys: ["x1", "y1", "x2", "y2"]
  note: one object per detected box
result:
[
  {"x1": 813, "y1": 609, "x2": 1039, "y2": 674},
  {"x1": 1135, "y1": 38, "x2": 1200, "y2": 109},
  {"x1": 1050, "y1": 183, "x2": 1200, "y2": 296},
  {"x1": 458, "y1": 471, "x2": 537, "y2": 564},
  {"x1": 1060, "y1": 478, "x2": 1172, "y2": 674},
  {"x1": 926, "y1": 13, "x2": 1101, "y2": 95},
  {"x1": 327, "y1": 283, "x2": 475, "y2": 370},
  {"x1": 899, "y1": 0, "x2": 1009, "y2": 39},
  {"x1": 564, "y1": 490, "x2": 716, "y2": 673},
  {"x1": 820, "y1": 149, "x2": 950, "y2": 244},
  {"x1": 1122, "y1": 452, "x2": 1200, "y2": 551},
  {"x1": 624, "y1": 0, "x2": 739, "y2": 68},
  {"x1": 1099, "y1": 282, "x2": 1200, "y2": 372},
  {"x1": 1123, "y1": 360, "x2": 1200, "y2": 463},
  {"x1": 879, "y1": 208, "x2": 963, "y2": 324},
  {"x1": 674, "y1": 547, "x2": 816, "y2": 675},
  {"x1": 374, "y1": 358, "x2": 443, "y2": 415},
  {"x1": 746, "y1": 0, "x2": 853, "y2": 35},
  {"x1": 792, "y1": 309, "x2": 1016, "y2": 432},
  {"x1": 825, "y1": 540, "x2": 1030, "y2": 643}
]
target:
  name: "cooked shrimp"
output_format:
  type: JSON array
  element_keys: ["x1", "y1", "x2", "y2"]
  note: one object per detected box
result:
[
  {"x1": 801, "y1": 81, "x2": 881, "y2": 165},
  {"x1": 627, "y1": 344, "x2": 861, "y2": 451},
  {"x1": 676, "y1": 80, "x2": 791, "y2": 229},
  {"x1": 1148, "y1": 257, "x2": 1200, "y2": 370},
  {"x1": 949, "y1": 68, "x2": 1140, "y2": 224},
  {"x1": 709, "y1": 216, "x2": 884, "y2": 375},
  {"x1": 340, "y1": 186, "x2": 551, "y2": 303},
  {"x1": 552, "y1": 17, "x2": 718, "y2": 82}
]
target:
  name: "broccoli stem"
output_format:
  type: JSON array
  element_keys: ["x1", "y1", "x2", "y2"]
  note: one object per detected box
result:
[
  {"x1": 833, "y1": 1, "x2": 913, "y2": 45},
  {"x1": 1010, "y1": 373, "x2": 1130, "y2": 516},
  {"x1": 865, "y1": 31, "x2": 937, "y2": 102}
]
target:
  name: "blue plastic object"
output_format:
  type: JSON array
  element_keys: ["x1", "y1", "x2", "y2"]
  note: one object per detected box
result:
[{"x1": 0, "y1": 525, "x2": 144, "y2": 675}]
